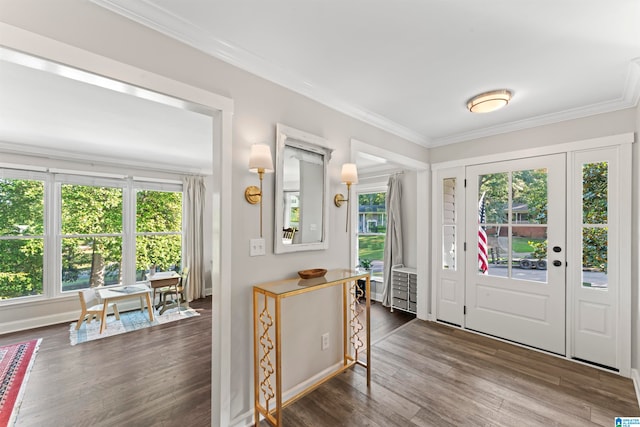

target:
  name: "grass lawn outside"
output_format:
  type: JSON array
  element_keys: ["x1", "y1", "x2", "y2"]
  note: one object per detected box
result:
[
  {"x1": 511, "y1": 237, "x2": 544, "y2": 253},
  {"x1": 358, "y1": 234, "x2": 385, "y2": 262}
]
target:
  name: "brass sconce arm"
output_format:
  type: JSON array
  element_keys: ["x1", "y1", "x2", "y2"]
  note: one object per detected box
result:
[
  {"x1": 335, "y1": 163, "x2": 358, "y2": 232},
  {"x1": 245, "y1": 144, "x2": 273, "y2": 238}
]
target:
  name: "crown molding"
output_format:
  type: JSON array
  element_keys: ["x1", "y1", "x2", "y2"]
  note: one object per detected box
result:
[
  {"x1": 91, "y1": 0, "x2": 430, "y2": 147},
  {"x1": 622, "y1": 57, "x2": 640, "y2": 106}
]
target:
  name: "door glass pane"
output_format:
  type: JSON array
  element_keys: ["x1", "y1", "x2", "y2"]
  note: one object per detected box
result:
[
  {"x1": 582, "y1": 162, "x2": 608, "y2": 289},
  {"x1": 442, "y1": 178, "x2": 456, "y2": 270},
  {"x1": 479, "y1": 169, "x2": 549, "y2": 281},
  {"x1": 479, "y1": 173, "x2": 508, "y2": 224},
  {"x1": 582, "y1": 227, "x2": 608, "y2": 289},
  {"x1": 479, "y1": 173, "x2": 508, "y2": 276},
  {"x1": 512, "y1": 226, "x2": 547, "y2": 283},
  {"x1": 582, "y1": 162, "x2": 607, "y2": 224},
  {"x1": 443, "y1": 225, "x2": 456, "y2": 269},
  {"x1": 513, "y1": 169, "x2": 548, "y2": 224}
]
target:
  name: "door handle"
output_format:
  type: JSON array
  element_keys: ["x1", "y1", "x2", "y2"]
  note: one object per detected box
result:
[
  {"x1": 553, "y1": 260, "x2": 562, "y2": 267},
  {"x1": 553, "y1": 246, "x2": 562, "y2": 253}
]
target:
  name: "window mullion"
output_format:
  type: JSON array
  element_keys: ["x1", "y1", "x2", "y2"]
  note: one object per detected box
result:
[
  {"x1": 47, "y1": 178, "x2": 61, "y2": 298},
  {"x1": 123, "y1": 179, "x2": 136, "y2": 285}
]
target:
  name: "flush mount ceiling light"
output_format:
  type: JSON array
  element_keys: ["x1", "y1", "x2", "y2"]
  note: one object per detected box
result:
[{"x1": 467, "y1": 89, "x2": 513, "y2": 113}]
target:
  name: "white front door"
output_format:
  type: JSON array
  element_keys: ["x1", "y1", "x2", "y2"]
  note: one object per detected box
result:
[{"x1": 465, "y1": 154, "x2": 566, "y2": 355}]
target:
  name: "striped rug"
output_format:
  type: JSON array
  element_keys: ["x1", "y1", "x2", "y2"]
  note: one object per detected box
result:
[{"x1": 0, "y1": 338, "x2": 41, "y2": 426}]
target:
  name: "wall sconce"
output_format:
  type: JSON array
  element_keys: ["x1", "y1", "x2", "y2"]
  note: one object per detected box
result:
[
  {"x1": 334, "y1": 163, "x2": 358, "y2": 232},
  {"x1": 245, "y1": 144, "x2": 274, "y2": 237}
]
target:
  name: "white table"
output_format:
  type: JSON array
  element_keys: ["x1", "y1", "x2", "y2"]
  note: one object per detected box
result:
[{"x1": 96, "y1": 284, "x2": 154, "y2": 334}]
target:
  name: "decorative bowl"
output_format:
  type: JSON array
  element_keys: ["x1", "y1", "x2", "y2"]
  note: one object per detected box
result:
[{"x1": 297, "y1": 268, "x2": 327, "y2": 279}]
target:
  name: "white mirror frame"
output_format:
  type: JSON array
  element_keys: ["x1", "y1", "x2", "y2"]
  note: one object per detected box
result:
[{"x1": 274, "y1": 123, "x2": 332, "y2": 254}]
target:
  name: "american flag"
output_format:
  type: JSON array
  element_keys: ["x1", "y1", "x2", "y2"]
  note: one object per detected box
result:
[{"x1": 478, "y1": 192, "x2": 489, "y2": 274}]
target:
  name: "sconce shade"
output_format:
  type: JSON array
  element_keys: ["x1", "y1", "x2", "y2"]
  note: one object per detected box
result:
[
  {"x1": 341, "y1": 163, "x2": 358, "y2": 184},
  {"x1": 248, "y1": 144, "x2": 274, "y2": 173},
  {"x1": 467, "y1": 89, "x2": 513, "y2": 113}
]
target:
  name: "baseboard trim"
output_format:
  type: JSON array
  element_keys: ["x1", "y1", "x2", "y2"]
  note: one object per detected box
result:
[
  {"x1": 236, "y1": 361, "x2": 344, "y2": 426},
  {"x1": 0, "y1": 311, "x2": 77, "y2": 335},
  {"x1": 632, "y1": 368, "x2": 640, "y2": 408}
]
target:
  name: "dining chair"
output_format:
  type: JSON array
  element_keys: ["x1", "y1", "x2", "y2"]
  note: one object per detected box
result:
[
  {"x1": 158, "y1": 267, "x2": 190, "y2": 315},
  {"x1": 75, "y1": 288, "x2": 120, "y2": 330}
]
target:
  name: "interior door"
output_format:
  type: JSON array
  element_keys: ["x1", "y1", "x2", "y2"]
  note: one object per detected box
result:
[{"x1": 465, "y1": 154, "x2": 566, "y2": 355}]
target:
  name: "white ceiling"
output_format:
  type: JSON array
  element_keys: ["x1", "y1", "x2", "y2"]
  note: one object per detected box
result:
[
  {"x1": 0, "y1": 49, "x2": 213, "y2": 174},
  {"x1": 94, "y1": 0, "x2": 640, "y2": 147}
]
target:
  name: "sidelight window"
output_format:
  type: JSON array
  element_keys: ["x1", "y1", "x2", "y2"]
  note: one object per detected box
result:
[{"x1": 581, "y1": 162, "x2": 608, "y2": 289}]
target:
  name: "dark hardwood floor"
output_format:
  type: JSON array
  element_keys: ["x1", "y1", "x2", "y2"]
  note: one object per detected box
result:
[
  {"x1": 273, "y1": 319, "x2": 639, "y2": 426},
  {"x1": 366, "y1": 300, "x2": 416, "y2": 343},
  {"x1": 0, "y1": 297, "x2": 212, "y2": 427},
  {"x1": 3, "y1": 297, "x2": 637, "y2": 426}
]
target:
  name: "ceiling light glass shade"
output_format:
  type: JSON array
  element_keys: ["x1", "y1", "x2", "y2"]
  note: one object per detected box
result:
[
  {"x1": 248, "y1": 144, "x2": 274, "y2": 173},
  {"x1": 467, "y1": 90, "x2": 513, "y2": 113},
  {"x1": 341, "y1": 163, "x2": 359, "y2": 184}
]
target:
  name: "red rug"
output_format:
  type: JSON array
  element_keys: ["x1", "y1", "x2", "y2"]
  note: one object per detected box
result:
[{"x1": 0, "y1": 339, "x2": 41, "y2": 426}]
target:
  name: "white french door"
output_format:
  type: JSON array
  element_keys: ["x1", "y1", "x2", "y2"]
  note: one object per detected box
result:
[
  {"x1": 464, "y1": 154, "x2": 566, "y2": 355},
  {"x1": 434, "y1": 141, "x2": 631, "y2": 373}
]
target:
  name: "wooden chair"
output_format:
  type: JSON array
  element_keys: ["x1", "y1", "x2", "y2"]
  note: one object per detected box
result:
[
  {"x1": 158, "y1": 267, "x2": 190, "y2": 315},
  {"x1": 75, "y1": 288, "x2": 120, "y2": 330}
]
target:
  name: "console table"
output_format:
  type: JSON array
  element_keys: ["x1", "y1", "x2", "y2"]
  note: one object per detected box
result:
[{"x1": 253, "y1": 269, "x2": 371, "y2": 426}]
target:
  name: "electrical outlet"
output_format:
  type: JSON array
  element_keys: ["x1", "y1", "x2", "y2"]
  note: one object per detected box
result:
[
  {"x1": 321, "y1": 333, "x2": 329, "y2": 350},
  {"x1": 250, "y1": 238, "x2": 265, "y2": 256}
]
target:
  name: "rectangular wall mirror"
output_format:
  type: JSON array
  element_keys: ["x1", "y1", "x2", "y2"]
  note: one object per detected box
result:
[{"x1": 274, "y1": 123, "x2": 332, "y2": 254}]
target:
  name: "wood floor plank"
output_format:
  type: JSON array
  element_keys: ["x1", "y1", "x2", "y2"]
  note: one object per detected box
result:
[
  {"x1": 1, "y1": 298, "x2": 212, "y2": 427},
  {"x1": 276, "y1": 318, "x2": 639, "y2": 426},
  {"x1": 3, "y1": 299, "x2": 638, "y2": 426}
]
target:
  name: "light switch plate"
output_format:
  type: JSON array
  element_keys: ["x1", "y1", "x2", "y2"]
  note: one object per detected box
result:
[{"x1": 250, "y1": 238, "x2": 266, "y2": 256}]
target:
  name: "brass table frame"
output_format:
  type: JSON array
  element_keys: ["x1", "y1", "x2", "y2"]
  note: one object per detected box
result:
[{"x1": 253, "y1": 269, "x2": 371, "y2": 427}]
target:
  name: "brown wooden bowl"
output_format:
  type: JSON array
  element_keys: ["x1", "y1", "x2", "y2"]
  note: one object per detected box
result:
[{"x1": 297, "y1": 268, "x2": 327, "y2": 279}]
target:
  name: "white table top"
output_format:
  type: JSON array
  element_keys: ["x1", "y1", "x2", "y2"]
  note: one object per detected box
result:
[
  {"x1": 97, "y1": 284, "x2": 151, "y2": 299},
  {"x1": 147, "y1": 271, "x2": 180, "y2": 281}
]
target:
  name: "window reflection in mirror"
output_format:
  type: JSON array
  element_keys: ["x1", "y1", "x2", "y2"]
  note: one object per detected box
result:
[
  {"x1": 282, "y1": 145, "x2": 324, "y2": 244},
  {"x1": 274, "y1": 124, "x2": 332, "y2": 254}
]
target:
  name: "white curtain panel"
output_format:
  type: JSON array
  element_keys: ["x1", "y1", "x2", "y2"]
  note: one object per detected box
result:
[
  {"x1": 382, "y1": 174, "x2": 403, "y2": 307},
  {"x1": 183, "y1": 175, "x2": 206, "y2": 301}
]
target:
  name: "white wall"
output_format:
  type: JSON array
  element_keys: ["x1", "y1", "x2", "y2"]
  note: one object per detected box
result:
[{"x1": 0, "y1": 1, "x2": 429, "y2": 424}]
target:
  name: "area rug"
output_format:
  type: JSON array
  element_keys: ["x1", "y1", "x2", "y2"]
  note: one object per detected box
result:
[
  {"x1": 0, "y1": 338, "x2": 42, "y2": 426},
  {"x1": 69, "y1": 307, "x2": 200, "y2": 345}
]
